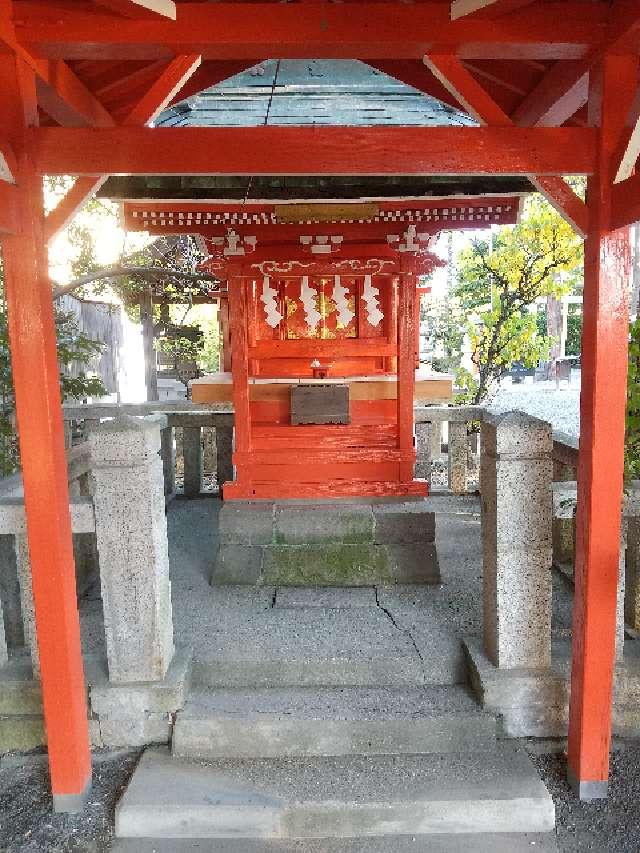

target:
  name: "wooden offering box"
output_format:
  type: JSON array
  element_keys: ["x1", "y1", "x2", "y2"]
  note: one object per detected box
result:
[{"x1": 291, "y1": 383, "x2": 350, "y2": 425}]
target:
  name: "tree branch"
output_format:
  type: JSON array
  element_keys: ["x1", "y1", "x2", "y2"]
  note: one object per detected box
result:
[{"x1": 51, "y1": 265, "x2": 221, "y2": 300}]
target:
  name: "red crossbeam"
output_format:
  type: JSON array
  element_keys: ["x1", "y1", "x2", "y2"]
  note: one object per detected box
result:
[{"x1": 30, "y1": 126, "x2": 597, "y2": 177}]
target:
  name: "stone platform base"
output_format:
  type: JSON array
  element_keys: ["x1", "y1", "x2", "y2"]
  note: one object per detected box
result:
[
  {"x1": 212, "y1": 500, "x2": 439, "y2": 586},
  {"x1": 464, "y1": 637, "x2": 640, "y2": 738}
]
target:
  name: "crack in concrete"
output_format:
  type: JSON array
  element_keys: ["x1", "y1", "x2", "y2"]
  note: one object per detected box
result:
[{"x1": 374, "y1": 586, "x2": 427, "y2": 683}]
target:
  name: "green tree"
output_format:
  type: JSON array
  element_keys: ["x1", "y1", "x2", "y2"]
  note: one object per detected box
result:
[
  {"x1": 0, "y1": 260, "x2": 106, "y2": 475},
  {"x1": 454, "y1": 193, "x2": 583, "y2": 404}
]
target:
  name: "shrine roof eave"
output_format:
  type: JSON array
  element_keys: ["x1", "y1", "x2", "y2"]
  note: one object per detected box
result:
[{"x1": 99, "y1": 175, "x2": 534, "y2": 203}]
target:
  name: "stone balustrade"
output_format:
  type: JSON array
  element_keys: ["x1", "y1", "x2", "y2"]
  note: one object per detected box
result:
[{"x1": 0, "y1": 403, "x2": 635, "y2": 748}]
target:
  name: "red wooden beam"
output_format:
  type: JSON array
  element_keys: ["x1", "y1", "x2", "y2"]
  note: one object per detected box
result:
[
  {"x1": 567, "y1": 53, "x2": 633, "y2": 801},
  {"x1": 34, "y1": 59, "x2": 116, "y2": 128},
  {"x1": 424, "y1": 53, "x2": 588, "y2": 234},
  {"x1": 123, "y1": 54, "x2": 201, "y2": 125},
  {"x1": 0, "y1": 141, "x2": 16, "y2": 183},
  {"x1": 0, "y1": 53, "x2": 91, "y2": 812},
  {"x1": 44, "y1": 54, "x2": 202, "y2": 242},
  {"x1": 611, "y1": 172, "x2": 640, "y2": 229},
  {"x1": 13, "y1": 2, "x2": 609, "y2": 62},
  {"x1": 91, "y1": 0, "x2": 176, "y2": 19},
  {"x1": 0, "y1": 181, "x2": 18, "y2": 234},
  {"x1": 511, "y1": 59, "x2": 589, "y2": 127},
  {"x1": 29, "y1": 126, "x2": 597, "y2": 176},
  {"x1": 450, "y1": 0, "x2": 535, "y2": 22}
]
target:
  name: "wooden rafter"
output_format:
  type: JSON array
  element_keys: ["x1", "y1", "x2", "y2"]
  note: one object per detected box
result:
[
  {"x1": 0, "y1": 181, "x2": 18, "y2": 234},
  {"x1": 611, "y1": 172, "x2": 640, "y2": 229},
  {"x1": 91, "y1": 0, "x2": 176, "y2": 19},
  {"x1": 424, "y1": 53, "x2": 589, "y2": 235},
  {"x1": 34, "y1": 59, "x2": 115, "y2": 127},
  {"x1": 0, "y1": 141, "x2": 16, "y2": 183},
  {"x1": 30, "y1": 126, "x2": 597, "y2": 178},
  {"x1": 44, "y1": 54, "x2": 202, "y2": 242},
  {"x1": 511, "y1": 59, "x2": 589, "y2": 127},
  {"x1": 451, "y1": 0, "x2": 536, "y2": 22},
  {"x1": 123, "y1": 54, "x2": 201, "y2": 125},
  {"x1": 13, "y1": 2, "x2": 609, "y2": 62}
]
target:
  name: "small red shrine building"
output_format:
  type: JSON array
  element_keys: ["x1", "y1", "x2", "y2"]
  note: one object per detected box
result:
[{"x1": 124, "y1": 196, "x2": 520, "y2": 498}]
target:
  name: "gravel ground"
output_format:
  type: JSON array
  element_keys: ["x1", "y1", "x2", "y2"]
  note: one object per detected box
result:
[
  {"x1": 2, "y1": 742, "x2": 640, "y2": 851},
  {"x1": 527, "y1": 741, "x2": 640, "y2": 852},
  {"x1": 0, "y1": 749, "x2": 140, "y2": 853}
]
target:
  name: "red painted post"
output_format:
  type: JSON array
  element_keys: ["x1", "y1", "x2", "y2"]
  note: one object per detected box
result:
[
  {"x1": 397, "y1": 260, "x2": 417, "y2": 482},
  {"x1": 567, "y1": 55, "x2": 633, "y2": 799},
  {"x1": 2, "y1": 154, "x2": 92, "y2": 810},
  {"x1": 225, "y1": 272, "x2": 252, "y2": 497}
]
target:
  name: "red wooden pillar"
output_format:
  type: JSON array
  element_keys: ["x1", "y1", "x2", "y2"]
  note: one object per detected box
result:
[
  {"x1": 225, "y1": 271, "x2": 252, "y2": 498},
  {"x1": 397, "y1": 259, "x2": 417, "y2": 482},
  {"x1": 567, "y1": 55, "x2": 633, "y2": 799},
  {"x1": 2, "y1": 154, "x2": 92, "y2": 809}
]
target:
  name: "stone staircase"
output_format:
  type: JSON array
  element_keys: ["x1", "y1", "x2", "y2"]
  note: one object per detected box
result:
[{"x1": 113, "y1": 586, "x2": 558, "y2": 851}]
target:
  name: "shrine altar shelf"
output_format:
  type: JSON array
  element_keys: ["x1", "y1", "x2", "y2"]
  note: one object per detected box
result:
[{"x1": 192, "y1": 247, "x2": 446, "y2": 500}]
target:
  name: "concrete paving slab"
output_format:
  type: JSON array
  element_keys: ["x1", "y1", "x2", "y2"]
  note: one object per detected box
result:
[
  {"x1": 110, "y1": 833, "x2": 559, "y2": 852},
  {"x1": 115, "y1": 746, "x2": 555, "y2": 839},
  {"x1": 274, "y1": 588, "x2": 377, "y2": 608},
  {"x1": 172, "y1": 686, "x2": 496, "y2": 758}
]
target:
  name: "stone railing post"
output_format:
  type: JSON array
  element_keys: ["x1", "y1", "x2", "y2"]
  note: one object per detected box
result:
[
  {"x1": 182, "y1": 426, "x2": 203, "y2": 498},
  {"x1": 448, "y1": 421, "x2": 468, "y2": 495},
  {"x1": 89, "y1": 415, "x2": 175, "y2": 683},
  {"x1": 216, "y1": 424, "x2": 234, "y2": 488},
  {"x1": 481, "y1": 411, "x2": 553, "y2": 669},
  {"x1": 626, "y1": 517, "x2": 640, "y2": 631},
  {"x1": 159, "y1": 426, "x2": 175, "y2": 497},
  {"x1": 414, "y1": 422, "x2": 433, "y2": 485}
]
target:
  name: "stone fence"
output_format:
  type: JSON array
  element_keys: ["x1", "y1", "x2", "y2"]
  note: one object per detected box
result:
[{"x1": 0, "y1": 403, "x2": 636, "y2": 748}]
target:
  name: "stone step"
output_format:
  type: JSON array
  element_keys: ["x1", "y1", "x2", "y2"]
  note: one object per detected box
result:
[
  {"x1": 0, "y1": 715, "x2": 45, "y2": 752},
  {"x1": 111, "y1": 833, "x2": 559, "y2": 852},
  {"x1": 172, "y1": 686, "x2": 496, "y2": 759},
  {"x1": 189, "y1": 605, "x2": 465, "y2": 689},
  {"x1": 115, "y1": 746, "x2": 555, "y2": 840}
]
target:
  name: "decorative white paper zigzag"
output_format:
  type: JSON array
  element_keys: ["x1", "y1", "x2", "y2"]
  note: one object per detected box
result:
[
  {"x1": 332, "y1": 276, "x2": 355, "y2": 327},
  {"x1": 362, "y1": 274, "x2": 384, "y2": 327},
  {"x1": 300, "y1": 276, "x2": 322, "y2": 330},
  {"x1": 260, "y1": 275, "x2": 283, "y2": 328}
]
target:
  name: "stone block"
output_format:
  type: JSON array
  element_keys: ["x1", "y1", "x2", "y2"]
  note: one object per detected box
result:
[
  {"x1": 447, "y1": 422, "x2": 468, "y2": 494},
  {"x1": 384, "y1": 544, "x2": 440, "y2": 583},
  {"x1": 0, "y1": 715, "x2": 46, "y2": 753},
  {"x1": 89, "y1": 644, "x2": 191, "y2": 718},
  {"x1": 274, "y1": 504, "x2": 374, "y2": 545},
  {"x1": 218, "y1": 502, "x2": 274, "y2": 546},
  {"x1": 211, "y1": 545, "x2": 264, "y2": 585},
  {"x1": 99, "y1": 712, "x2": 172, "y2": 748},
  {"x1": 372, "y1": 505, "x2": 435, "y2": 544},
  {"x1": 552, "y1": 517, "x2": 575, "y2": 566},
  {"x1": 626, "y1": 516, "x2": 640, "y2": 630},
  {"x1": 15, "y1": 534, "x2": 38, "y2": 677},
  {"x1": 262, "y1": 543, "x2": 391, "y2": 586}
]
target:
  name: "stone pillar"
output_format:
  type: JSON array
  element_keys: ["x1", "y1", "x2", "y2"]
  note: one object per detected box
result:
[
  {"x1": 626, "y1": 516, "x2": 640, "y2": 630},
  {"x1": 89, "y1": 415, "x2": 175, "y2": 684},
  {"x1": 481, "y1": 412, "x2": 553, "y2": 669},
  {"x1": 15, "y1": 533, "x2": 39, "y2": 677},
  {"x1": 216, "y1": 425, "x2": 234, "y2": 488},
  {"x1": 182, "y1": 426, "x2": 203, "y2": 498},
  {"x1": 448, "y1": 421, "x2": 468, "y2": 495},
  {"x1": 431, "y1": 420, "x2": 442, "y2": 458},
  {"x1": 0, "y1": 534, "x2": 24, "y2": 648},
  {"x1": 414, "y1": 422, "x2": 432, "y2": 484},
  {"x1": 160, "y1": 426, "x2": 175, "y2": 497}
]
